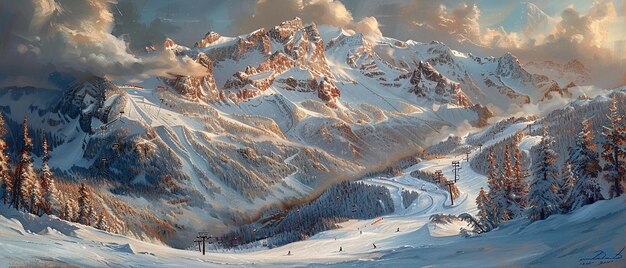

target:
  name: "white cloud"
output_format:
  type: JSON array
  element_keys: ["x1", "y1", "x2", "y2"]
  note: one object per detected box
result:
[{"x1": 235, "y1": 0, "x2": 382, "y2": 37}]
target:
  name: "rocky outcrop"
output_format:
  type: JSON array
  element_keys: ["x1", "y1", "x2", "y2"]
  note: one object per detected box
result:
[
  {"x1": 161, "y1": 48, "x2": 220, "y2": 102},
  {"x1": 195, "y1": 31, "x2": 221, "y2": 48},
  {"x1": 57, "y1": 77, "x2": 125, "y2": 133},
  {"x1": 403, "y1": 61, "x2": 472, "y2": 106},
  {"x1": 317, "y1": 78, "x2": 340, "y2": 105},
  {"x1": 202, "y1": 29, "x2": 272, "y2": 62}
]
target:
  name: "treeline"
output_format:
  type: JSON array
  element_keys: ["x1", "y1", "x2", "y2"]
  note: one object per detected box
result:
[
  {"x1": 410, "y1": 170, "x2": 460, "y2": 199},
  {"x1": 402, "y1": 190, "x2": 419, "y2": 209},
  {"x1": 466, "y1": 94, "x2": 625, "y2": 234},
  {"x1": 0, "y1": 115, "x2": 118, "y2": 233},
  {"x1": 218, "y1": 181, "x2": 394, "y2": 248}
]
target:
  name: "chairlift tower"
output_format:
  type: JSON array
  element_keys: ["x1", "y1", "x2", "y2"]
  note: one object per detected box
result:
[
  {"x1": 452, "y1": 161, "x2": 461, "y2": 182},
  {"x1": 446, "y1": 181, "x2": 455, "y2": 206},
  {"x1": 434, "y1": 170, "x2": 444, "y2": 183},
  {"x1": 197, "y1": 232, "x2": 210, "y2": 255}
]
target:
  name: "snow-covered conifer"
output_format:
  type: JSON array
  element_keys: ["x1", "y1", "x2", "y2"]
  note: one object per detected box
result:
[
  {"x1": 40, "y1": 137, "x2": 60, "y2": 215},
  {"x1": 77, "y1": 183, "x2": 92, "y2": 225},
  {"x1": 600, "y1": 96, "x2": 625, "y2": 198},
  {"x1": 511, "y1": 141, "x2": 528, "y2": 208},
  {"x1": 62, "y1": 196, "x2": 76, "y2": 221},
  {"x1": 475, "y1": 187, "x2": 494, "y2": 232},
  {"x1": 13, "y1": 118, "x2": 37, "y2": 212},
  {"x1": 569, "y1": 119, "x2": 604, "y2": 210},
  {"x1": 0, "y1": 113, "x2": 11, "y2": 204},
  {"x1": 486, "y1": 148, "x2": 509, "y2": 223},
  {"x1": 528, "y1": 127, "x2": 560, "y2": 221},
  {"x1": 558, "y1": 162, "x2": 576, "y2": 210},
  {"x1": 96, "y1": 214, "x2": 109, "y2": 232}
]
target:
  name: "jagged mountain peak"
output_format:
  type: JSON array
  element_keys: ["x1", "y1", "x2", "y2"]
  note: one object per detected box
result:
[
  {"x1": 195, "y1": 31, "x2": 222, "y2": 48},
  {"x1": 496, "y1": 52, "x2": 529, "y2": 79}
]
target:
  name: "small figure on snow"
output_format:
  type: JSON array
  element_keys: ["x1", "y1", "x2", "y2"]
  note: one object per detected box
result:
[
  {"x1": 339, "y1": 246, "x2": 343, "y2": 252},
  {"x1": 396, "y1": 227, "x2": 400, "y2": 232},
  {"x1": 360, "y1": 230, "x2": 362, "y2": 235},
  {"x1": 373, "y1": 243, "x2": 377, "y2": 249},
  {"x1": 287, "y1": 250, "x2": 291, "y2": 256}
]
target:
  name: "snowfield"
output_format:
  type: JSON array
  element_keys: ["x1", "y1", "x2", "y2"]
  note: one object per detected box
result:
[{"x1": 2, "y1": 131, "x2": 624, "y2": 267}]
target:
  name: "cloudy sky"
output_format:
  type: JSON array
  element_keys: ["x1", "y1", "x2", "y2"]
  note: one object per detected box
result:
[
  {"x1": 1, "y1": 0, "x2": 625, "y2": 88},
  {"x1": 124, "y1": 0, "x2": 625, "y2": 51}
]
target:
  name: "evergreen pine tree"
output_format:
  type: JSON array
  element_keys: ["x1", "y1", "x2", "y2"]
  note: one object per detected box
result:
[
  {"x1": 29, "y1": 179, "x2": 42, "y2": 215},
  {"x1": 487, "y1": 148, "x2": 509, "y2": 223},
  {"x1": 77, "y1": 183, "x2": 92, "y2": 225},
  {"x1": 475, "y1": 187, "x2": 494, "y2": 232},
  {"x1": 62, "y1": 196, "x2": 78, "y2": 222},
  {"x1": 511, "y1": 137, "x2": 528, "y2": 208},
  {"x1": 62, "y1": 199, "x2": 73, "y2": 221},
  {"x1": 40, "y1": 137, "x2": 60, "y2": 215},
  {"x1": 96, "y1": 214, "x2": 109, "y2": 232},
  {"x1": 88, "y1": 205, "x2": 98, "y2": 227},
  {"x1": 0, "y1": 113, "x2": 11, "y2": 204},
  {"x1": 600, "y1": 96, "x2": 626, "y2": 198},
  {"x1": 558, "y1": 162, "x2": 576, "y2": 211},
  {"x1": 528, "y1": 127, "x2": 560, "y2": 221},
  {"x1": 502, "y1": 144, "x2": 525, "y2": 219},
  {"x1": 13, "y1": 118, "x2": 37, "y2": 212},
  {"x1": 503, "y1": 145, "x2": 512, "y2": 178},
  {"x1": 569, "y1": 119, "x2": 604, "y2": 210}
]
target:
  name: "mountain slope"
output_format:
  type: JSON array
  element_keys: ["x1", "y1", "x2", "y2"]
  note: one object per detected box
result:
[{"x1": 0, "y1": 18, "x2": 569, "y2": 247}]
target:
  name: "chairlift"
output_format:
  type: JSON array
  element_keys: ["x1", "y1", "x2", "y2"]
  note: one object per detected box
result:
[{"x1": 112, "y1": 143, "x2": 120, "y2": 149}]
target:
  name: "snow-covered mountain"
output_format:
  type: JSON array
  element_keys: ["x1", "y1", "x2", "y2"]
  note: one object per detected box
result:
[
  {"x1": 0, "y1": 17, "x2": 570, "y2": 247},
  {"x1": 1, "y1": 87, "x2": 624, "y2": 265},
  {"x1": 497, "y1": 2, "x2": 557, "y2": 38},
  {"x1": 524, "y1": 59, "x2": 592, "y2": 87}
]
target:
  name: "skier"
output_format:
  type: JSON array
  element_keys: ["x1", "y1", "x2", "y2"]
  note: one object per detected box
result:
[
  {"x1": 287, "y1": 250, "x2": 291, "y2": 256},
  {"x1": 396, "y1": 227, "x2": 400, "y2": 232},
  {"x1": 360, "y1": 230, "x2": 362, "y2": 235},
  {"x1": 339, "y1": 246, "x2": 343, "y2": 252},
  {"x1": 373, "y1": 243, "x2": 377, "y2": 249}
]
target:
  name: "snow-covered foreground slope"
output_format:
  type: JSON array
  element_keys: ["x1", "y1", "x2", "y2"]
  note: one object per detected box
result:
[{"x1": 2, "y1": 121, "x2": 624, "y2": 267}]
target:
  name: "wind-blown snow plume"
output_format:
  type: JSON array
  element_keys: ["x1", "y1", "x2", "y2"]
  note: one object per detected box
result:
[
  {"x1": 0, "y1": 0, "x2": 208, "y2": 88},
  {"x1": 235, "y1": 0, "x2": 382, "y2": 38}
]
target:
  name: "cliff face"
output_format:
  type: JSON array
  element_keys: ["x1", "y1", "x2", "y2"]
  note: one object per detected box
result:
[
  {"x1": 203, "y1": 18, "x2": 338, "y2": 104},
  {"x1": 404, "y1": 61, "x2": 472, "y2": 106},
  {"x1": 161, "y1": 39, "x2": 223, "y2": 102},
  {"x1": 57, "y1": 77, "x2": 125, "y2": 133}
]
